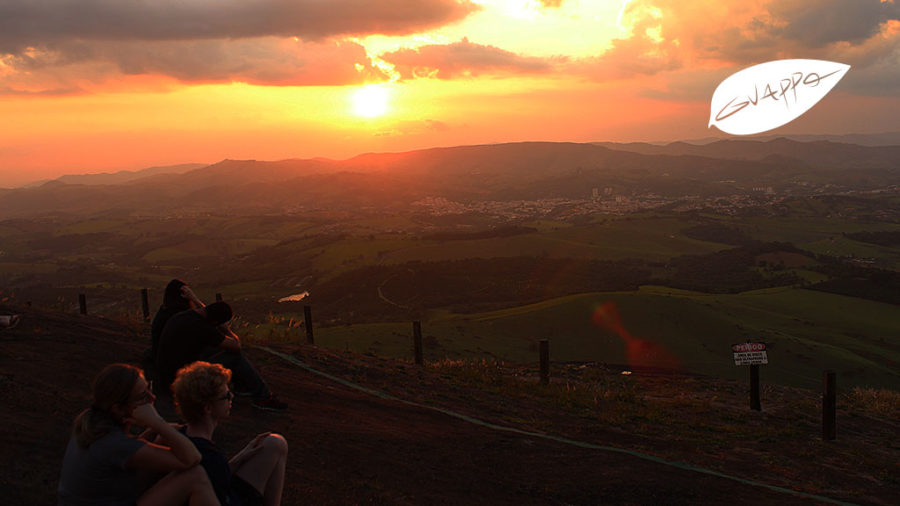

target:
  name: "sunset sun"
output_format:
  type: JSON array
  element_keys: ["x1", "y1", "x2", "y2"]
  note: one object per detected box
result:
[{"x1": 351, "y1": 85, "x2": 390, "y2": 118}]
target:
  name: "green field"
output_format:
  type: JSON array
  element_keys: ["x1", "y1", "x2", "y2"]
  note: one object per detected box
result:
[
  {"x1": 143, "y1": 238, "x2": 279, "y2": 263},
  {"x1": 309, "y1": 216, "x2": 731, "y2": 271},
  {"x1": 732, "y1": 217, "x2": 900, "y2": 268},
  {"x1": 290, "y1": 287, "x2": 900, "y2": 390},
  {"x1": 3, "y1": 209, "x2": 898, "y2": 393}
]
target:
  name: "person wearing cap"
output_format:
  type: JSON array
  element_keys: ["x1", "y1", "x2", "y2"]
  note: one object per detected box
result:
[{"x1": 155, "y1": 301, "x2": 287, "y2": 412}]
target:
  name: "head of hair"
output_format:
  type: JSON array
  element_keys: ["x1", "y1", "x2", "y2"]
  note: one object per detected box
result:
[
  {"x1": 72, "y1": 364, "x2": 142, "y2": 448},
  {"x1": 204, "y1": 301, "x2": 232, "y2": 325},
  {"x1": 172, "y1": 361, "x2": 232, "y2": 424},
  {"x1": 163, "y1": 279, "x2": 190, "y2": 310}
]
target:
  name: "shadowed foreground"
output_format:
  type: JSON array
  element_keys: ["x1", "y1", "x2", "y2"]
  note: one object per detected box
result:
[{"x1": 1, "y1": 306, "x2": 891, "y2": 505}]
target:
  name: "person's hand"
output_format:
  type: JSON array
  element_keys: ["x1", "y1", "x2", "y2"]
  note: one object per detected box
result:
[
  {"x1": 248, "y1": 432, "x2": 270, "y2": 447},
  {"x1": 127, "y1": 402, "x2": 165, "y2": 429},
  {"x1": 232, "y1": 432, "x2": 270, "y2": 465}
]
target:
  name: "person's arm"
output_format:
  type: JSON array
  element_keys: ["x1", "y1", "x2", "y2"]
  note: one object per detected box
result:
[
  {"x1": 214, "y1": 323, "x2": 241, "y2": 352},
  {"x1": 136, "y1": 422, "x2": 183, "y2": 444},
  {"x1": 125, "y1": 403, "x2": 201, "y2": 473},
  {"x1": 181, "y1": 285, "x2": 205, "y2": 308},
  {"x1": 217, "y1": 323, "x2": 240, "y2": 340},
  {"x1": 198, "y1": 317, "x2": 240, "y2": 352},
  {"x1": 218, "y1": 332, "x2": 241, "y2": 352}
]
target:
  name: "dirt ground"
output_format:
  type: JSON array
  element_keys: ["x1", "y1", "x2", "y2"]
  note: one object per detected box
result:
[{"x1": 1, "y1": 305, "x2": 895, "y2": 505}]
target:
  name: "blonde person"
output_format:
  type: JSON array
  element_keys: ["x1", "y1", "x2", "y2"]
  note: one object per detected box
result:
[
  {"x1": 58, "y1": 363, "x2": 219, "y2": 505},
  {"x1": 173, "y1": 361, "x2": 288, "y2": 506}
]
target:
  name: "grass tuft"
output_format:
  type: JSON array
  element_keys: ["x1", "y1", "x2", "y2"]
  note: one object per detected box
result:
[{"x1": 844, "y1": 387, "x2": 900, "y2": 418}]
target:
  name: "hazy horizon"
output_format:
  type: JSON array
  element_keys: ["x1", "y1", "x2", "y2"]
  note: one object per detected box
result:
[{"x1": 9, "y1": 130, "x2": 900, "y2": 189}]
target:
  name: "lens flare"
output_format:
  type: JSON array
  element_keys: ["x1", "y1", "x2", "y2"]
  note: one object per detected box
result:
[{"x1": 592, "y1": 301, "x2": 680, "y2": 372}]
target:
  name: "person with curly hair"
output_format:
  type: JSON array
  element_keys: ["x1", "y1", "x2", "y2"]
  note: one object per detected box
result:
[
  {"x1": 173, "y1": 361, "x2": 288, "y2": 506},
  {"x1": 58, "y1": 363, "x2": 219, "y2": 505}
]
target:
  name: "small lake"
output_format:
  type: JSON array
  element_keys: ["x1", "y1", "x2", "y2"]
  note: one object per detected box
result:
[{"x1": 278, "y1": 291, "x2": 309, "y2": 302}]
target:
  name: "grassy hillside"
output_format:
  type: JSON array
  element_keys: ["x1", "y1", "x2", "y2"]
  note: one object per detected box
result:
[{"x1": 270, "y1": 287, "x2": 900, "y2": 390}]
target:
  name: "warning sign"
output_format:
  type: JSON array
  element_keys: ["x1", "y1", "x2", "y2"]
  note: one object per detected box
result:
[{"x1": 732, "y1": 342, "x2": 768, "y2": 366}]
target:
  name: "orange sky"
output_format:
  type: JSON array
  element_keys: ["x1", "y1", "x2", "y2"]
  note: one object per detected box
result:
[{"x1": 1, "y1": 0, "x2": 899, "y2": 186}]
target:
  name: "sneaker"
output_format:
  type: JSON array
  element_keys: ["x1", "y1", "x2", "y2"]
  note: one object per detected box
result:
[
  {"x1": 252, "y1": 395, "x2": 288, "y2": 412},
  {"x1": 0, "y1": 315, "x2": 19, "y2": 329}
]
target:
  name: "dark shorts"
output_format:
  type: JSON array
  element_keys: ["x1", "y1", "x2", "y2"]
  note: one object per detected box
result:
[{"x1": 230, "y1": 475, "x2": 263, "y2": 506}]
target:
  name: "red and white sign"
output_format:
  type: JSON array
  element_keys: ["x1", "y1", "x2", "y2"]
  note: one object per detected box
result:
[{"x1": 732, "y1": 342, "x2": 768, "y2": 365}]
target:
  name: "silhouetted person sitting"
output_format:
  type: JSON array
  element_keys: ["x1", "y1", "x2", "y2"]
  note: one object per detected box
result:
[
  {"x1": 149, "y1": 279, "x2": 204, "y2": 363},
  {"x1": 58, "y1": 363, "x2": 219, "y2": 505},
  {"x1": 155, "y1": 301, "x2": 287, "y2": 412},
  {"x1": 173, "y1": 361, "x2": 288, "y2": 505}
]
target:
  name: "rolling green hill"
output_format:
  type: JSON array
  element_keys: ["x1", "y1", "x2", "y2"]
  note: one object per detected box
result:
[{"x1": 298, "y1": 287, "x2": 900, "y2": 390}]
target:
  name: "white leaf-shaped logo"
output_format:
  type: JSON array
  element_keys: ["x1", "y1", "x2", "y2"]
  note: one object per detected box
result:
[{"x1": 709, "y1": 59, "x2": 850, "y2": 135}]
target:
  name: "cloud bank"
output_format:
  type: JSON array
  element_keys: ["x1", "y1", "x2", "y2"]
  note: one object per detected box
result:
[
  {"x1": 569, "y1": 0, "x2": 900, "y2": 98},
  {"x1": 0, "y1": 0, "x2": 477, "y2": 93},
  {"x1": 1, "y1": 0, "x2": 897, "y2": 96},
  {"x1": 0, "y1": 0, "x2": 478, "y2": 50}
]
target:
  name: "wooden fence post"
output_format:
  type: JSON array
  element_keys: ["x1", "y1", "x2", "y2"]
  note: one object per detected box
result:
[
  {"x1": 823, "y1": 371, "x2": 836, "y2": 441},
  {"x1": 78, "y1": 293, "x2": 87, "y2": 315},
  {"x1": 141, "y1": 288, "x2": 150, "y2": 321},
  {"x1": 303, "y1": 305, "x2": 314, "y2": 345},
  {"x1": 750, "y1": 364, "x2": 761, "y2": 411},
  {"x1": 539, "y1": 339, "x2": 550, "y2": 385},
  {"x1": 413, "y1": 321, "x2": 424, "y2": 365}
]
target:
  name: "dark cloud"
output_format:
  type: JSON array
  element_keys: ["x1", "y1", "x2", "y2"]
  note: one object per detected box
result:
[
  {"x1": 0, "y1": 38, "x2": 389, "y2": 94},
  {"x1": 676, "y1": 0, "x2": 900, "y2": 65},
  {"x1": 575, "y1": 0, "x2": 900, "y2": 82},
  {"x1": 381, "y1": 38, "x2": 559, "y2": 79},
  {"x1": 770, "y1": 0, "x2": 900, "y2": 47},
  {"x1": 0, "y1": 0, "x2": 479, "y2": 52},
  {"x1": 98, "y1": 39, "x2": 388, "y2": 86}
]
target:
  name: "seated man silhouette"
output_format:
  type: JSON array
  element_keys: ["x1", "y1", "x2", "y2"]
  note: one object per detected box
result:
[
  {"x1": 142, "y1": 279, "x2": 201, "y2": 375},
  {"x1": 155, "y1": 301, "x2": 287, "y2": 412}
]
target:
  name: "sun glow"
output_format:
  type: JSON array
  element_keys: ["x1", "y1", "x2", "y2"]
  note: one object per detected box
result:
[
  {"x1": 351, "y1": 85, "x2": 390, "y2": 118},
  {"x1": 502, "y1": 0, "x2": 541, "y2": 20}
]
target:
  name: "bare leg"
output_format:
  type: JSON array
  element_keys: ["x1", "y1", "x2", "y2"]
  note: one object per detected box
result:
[
  {"x1": 233, "y1": 434, "x2": 288, "y2": 506},
  {"x1": 138, "y1": 466, "x2": 220, "y2": 506}
]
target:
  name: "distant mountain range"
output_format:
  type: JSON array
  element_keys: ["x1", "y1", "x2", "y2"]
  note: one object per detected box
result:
[
  {"x1": 676, "y1": 131, "x2": 900, "y2": 146},
  {"x1": 23, "y1": 163, "x2": 207, "y2": 188},
  {"x1": 1, "y1": 138, "x2": 898, "y2": 218},
  {"x1": 594, "y1": 137, "x2": 900, "y2": 170}
]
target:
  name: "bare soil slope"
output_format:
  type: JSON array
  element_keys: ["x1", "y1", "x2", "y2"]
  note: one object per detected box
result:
[{"x1": 1, "y1": 306, "x2": 895, "y2": 505}]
